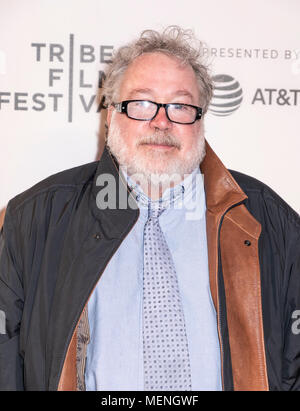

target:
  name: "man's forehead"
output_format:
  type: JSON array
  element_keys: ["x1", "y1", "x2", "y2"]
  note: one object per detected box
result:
[
  {"x1": 125, "y1": 53, "x2": 193, "y2": 75},
  {"x1": 118, "y1": 53, "x2": 200, "y2": 102}
]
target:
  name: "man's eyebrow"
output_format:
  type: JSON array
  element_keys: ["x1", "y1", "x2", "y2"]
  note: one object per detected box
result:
[
  {"x1": 127, "y1": 88, "x2": 153, "y2": 98},
  {"x1": 172, "y1": 90, "x2": 194, "y2": 100}
]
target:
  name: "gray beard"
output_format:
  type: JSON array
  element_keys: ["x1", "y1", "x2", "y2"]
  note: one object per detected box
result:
[{"x1": 106, "y1": 117, "x2": 206, "y2": 188}]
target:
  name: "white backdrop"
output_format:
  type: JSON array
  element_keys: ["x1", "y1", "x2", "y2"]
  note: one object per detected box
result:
[{"x1": 1, "y1": 0, "x2": 300, "y2": 215}]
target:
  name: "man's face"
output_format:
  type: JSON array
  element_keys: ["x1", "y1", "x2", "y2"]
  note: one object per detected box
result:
[{"x1": 107, "y1": 52, "x2": 205, "y2": 182}]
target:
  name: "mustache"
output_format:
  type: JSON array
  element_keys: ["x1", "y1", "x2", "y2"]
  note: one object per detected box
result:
[{"x1": 137, "y1": 134, "x2": 181, "y2": 149}]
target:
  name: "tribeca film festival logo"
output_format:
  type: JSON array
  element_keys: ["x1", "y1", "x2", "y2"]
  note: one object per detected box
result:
[
  {"x1": 1, "y1": 39, "x2": 300, "y2": 120},
  {"x1": 0, "y1": 34, "x2": 111, "y2": 122}
]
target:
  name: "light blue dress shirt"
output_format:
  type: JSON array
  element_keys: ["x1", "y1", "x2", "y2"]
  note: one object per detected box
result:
[{"x1": 85, "y1": 167, "x2": 222, "y2": 391}]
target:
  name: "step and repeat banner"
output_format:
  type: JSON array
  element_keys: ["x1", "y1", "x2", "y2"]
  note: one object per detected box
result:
[{"x1": 1, "y1": 0, "x2": 300, "y2": 218}]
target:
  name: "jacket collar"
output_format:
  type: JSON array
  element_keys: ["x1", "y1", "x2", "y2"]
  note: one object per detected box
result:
[
  {"x1": 90, "y1": 147, "x2": 139, "y2": 239},
  {"x1": 200, "y1": 141, "x2": 247, "y2": 214}
]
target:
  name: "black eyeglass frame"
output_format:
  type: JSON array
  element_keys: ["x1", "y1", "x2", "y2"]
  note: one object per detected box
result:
[{"x1": 112, "y1": 100, "x2": 203, "y2": 124}]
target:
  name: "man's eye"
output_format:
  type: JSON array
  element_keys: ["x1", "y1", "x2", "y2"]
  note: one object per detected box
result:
[
  {"x1": 132, "y1": 101, "x2": 151, "y2": 108},
  {"x1": 172, "y1": 104, "x2": 186, "y2": 111}
]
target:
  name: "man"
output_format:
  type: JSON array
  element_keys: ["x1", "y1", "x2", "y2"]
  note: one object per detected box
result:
[{"x1": 0, "y1": 26, "x2": 300, "y2": 391}]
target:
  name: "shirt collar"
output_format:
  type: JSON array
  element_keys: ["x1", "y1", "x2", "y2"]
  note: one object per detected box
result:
[{"x1": 121, "y1": 166, "x2": 202, "y2": 211}]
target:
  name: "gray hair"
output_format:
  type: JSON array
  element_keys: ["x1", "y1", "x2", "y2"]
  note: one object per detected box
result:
[{"x1": 102, "y1": 26, "x2": 213, "y2": 114}]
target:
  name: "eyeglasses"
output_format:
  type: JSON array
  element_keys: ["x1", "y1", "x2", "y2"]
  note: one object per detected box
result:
[{"x1": 112, "y1": 100, "x2": 202, "y2": 124}]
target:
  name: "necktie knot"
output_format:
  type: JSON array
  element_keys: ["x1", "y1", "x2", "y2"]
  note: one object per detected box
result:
[{"x1": 148, "y1": 204, "x2": 165, "y2": 219}]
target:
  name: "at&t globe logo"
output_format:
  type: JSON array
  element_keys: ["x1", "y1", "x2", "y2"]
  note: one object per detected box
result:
[{"x1": 209, "y1": 74, "x2": 243, "y2": 116}]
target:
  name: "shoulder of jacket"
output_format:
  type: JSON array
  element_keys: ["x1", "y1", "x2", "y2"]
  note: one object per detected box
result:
[
  {"x1": 229, "y1": 169, "x2": 300, "y2": 228},
  {"x1": 8, "y1": 160, "x2": 99, "y2": 214}
]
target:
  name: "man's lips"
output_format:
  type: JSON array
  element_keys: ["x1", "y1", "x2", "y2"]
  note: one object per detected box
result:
[
  {"x1": 140, "y1": 142, "x2": 179, "y2": 150},
  {"x1": 143, "y1": 143, "x2": 174, "y2": 148}
]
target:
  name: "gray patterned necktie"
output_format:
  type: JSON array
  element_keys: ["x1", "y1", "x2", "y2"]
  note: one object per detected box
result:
[{"x1": 143, "y1": 204, "x2": 192, "y2": 391}]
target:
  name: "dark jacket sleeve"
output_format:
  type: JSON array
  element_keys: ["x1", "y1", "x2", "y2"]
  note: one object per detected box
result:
[
  {"x1": 0, "y1": 204, "x2": 24, "y2": 390},
  {"x1": 281, "y1": 208, "x2": 300, "y2": 390}
]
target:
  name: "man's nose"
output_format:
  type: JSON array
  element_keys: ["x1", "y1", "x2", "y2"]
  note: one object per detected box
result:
[{"x1": 149, "y1": 106, "x2": 172, "y2": 130}]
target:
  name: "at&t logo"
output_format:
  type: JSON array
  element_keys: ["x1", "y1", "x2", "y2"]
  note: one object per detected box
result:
[{"x1": 209, "y1": 74, "x2": 243, "y2": 116}]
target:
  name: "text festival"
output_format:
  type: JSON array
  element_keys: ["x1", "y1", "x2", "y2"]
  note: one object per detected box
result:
[{"x1": 0, "y1": 36, "x2": 111, "y2": 121}]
